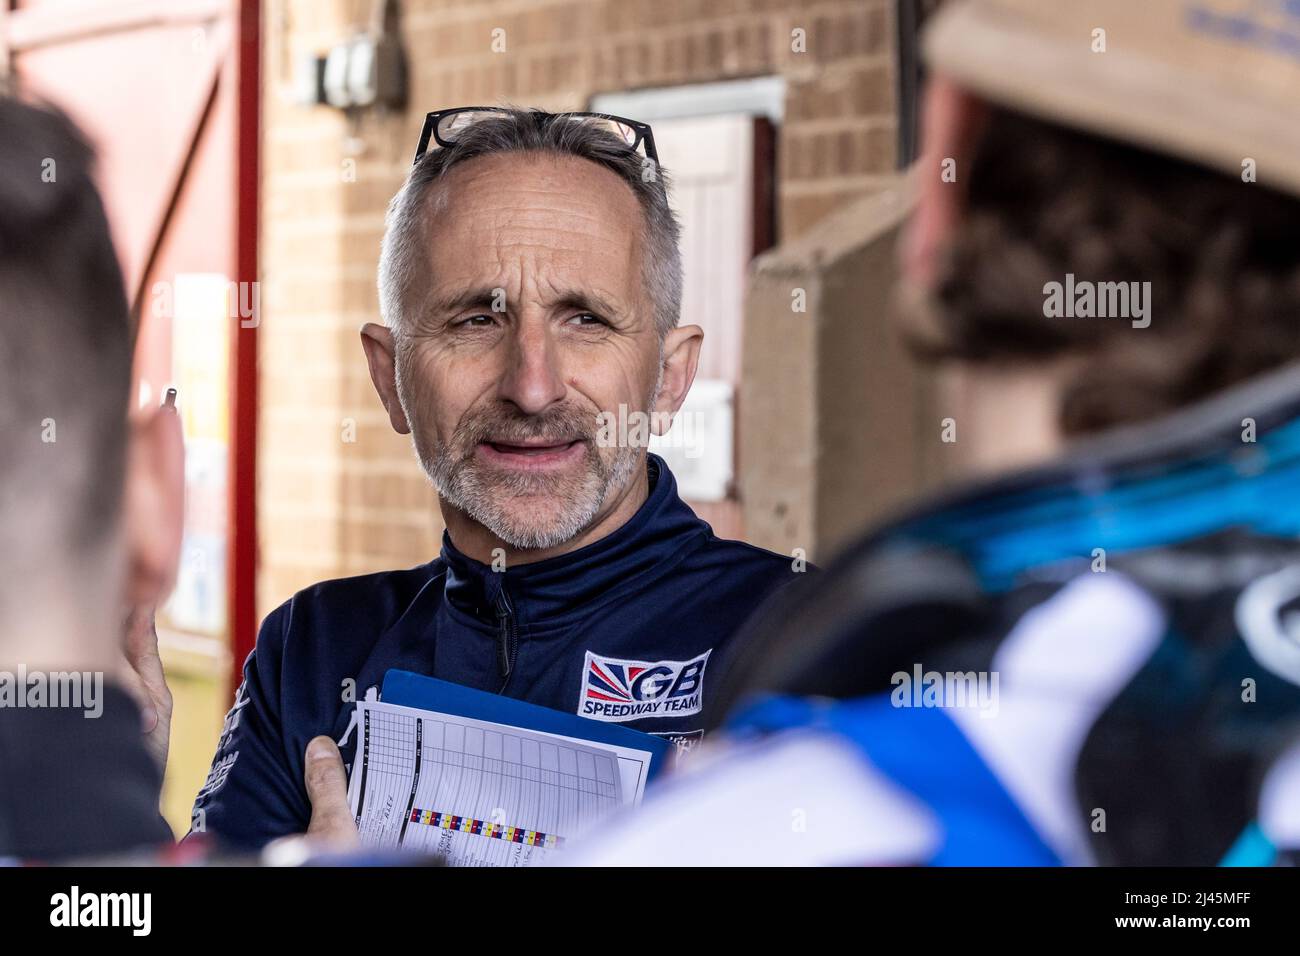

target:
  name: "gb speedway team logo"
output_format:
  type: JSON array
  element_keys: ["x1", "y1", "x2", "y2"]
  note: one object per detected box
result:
[{"x1": 580, "y1": 649, "x2": 711, "y2": 722}]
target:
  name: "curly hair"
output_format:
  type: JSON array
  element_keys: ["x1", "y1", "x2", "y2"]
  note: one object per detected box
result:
[{"x1": 918, "y1": 108, "x2": 1300, "y2": 436}]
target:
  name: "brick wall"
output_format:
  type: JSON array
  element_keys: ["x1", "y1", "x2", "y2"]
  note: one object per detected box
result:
[{"x1": 257, "y1": 0, "x2": 899, "y2": 617}]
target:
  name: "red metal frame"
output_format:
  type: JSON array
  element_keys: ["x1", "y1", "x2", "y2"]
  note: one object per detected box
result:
[{"x1": 229, "y1": 0, "x2": 259, "y2": 692}]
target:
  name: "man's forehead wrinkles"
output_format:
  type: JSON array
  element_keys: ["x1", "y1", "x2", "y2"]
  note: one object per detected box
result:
[
  {"x1": 478, "y1": 180, "x2": 626, "y2": 205},
  {"x1": 427, "y1": 244, "x2": 634, "y2": 291},
  {"x1": 465, "y1": 216, "x2": 634, "y2": 251},
  {"x1": 431, "y1": 220, "x2": 635, "y2": 259},
  {"x1": 418, "y1": 161, "x2": 649, "y2": 328},
  {"x1": 423, "y1": 267, "x2": 626, "y2": 308},
  {"x1": 437, "y1": 183, "x2": 641, "y2": 241},
  {"x1": 447, "y1": 152, "x2": 641, "y2": 205},
  {"x1": 531, "y1": 269, "x2": 628, "y2": 308},
  {"x1": 478, "y1": 242, "x2": 634, "y2": 271}
]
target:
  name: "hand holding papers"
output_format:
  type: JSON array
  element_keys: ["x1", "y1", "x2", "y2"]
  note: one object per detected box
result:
[{"x1": 346, "y1": 670, "x2": 669, "y2": 866}]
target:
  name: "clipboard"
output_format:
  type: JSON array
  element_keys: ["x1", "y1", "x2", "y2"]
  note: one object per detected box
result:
[{"x1": 380, "y1": 668, "x2": 672, "y2": 781}]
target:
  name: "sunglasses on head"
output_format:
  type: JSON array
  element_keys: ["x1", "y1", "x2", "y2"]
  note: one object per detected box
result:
[{"x1": 412, "y1": 106, "x2": 659, "y2": 166}]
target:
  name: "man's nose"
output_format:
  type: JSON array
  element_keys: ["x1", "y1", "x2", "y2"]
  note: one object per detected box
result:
[{"x1": 496, "y1": 320, "x2": 567, "y2": 415}]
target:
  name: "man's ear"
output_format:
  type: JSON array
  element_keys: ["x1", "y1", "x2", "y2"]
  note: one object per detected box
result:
[
  {"x1": 124, "y1": 397, "x2": 185, "y2": 608},
  {"x1": 651, "y1": 324, "x2": 703, "y2": 434},
  {"x1": 360, "y1": 322, "x2": 411, "y2": 435}
]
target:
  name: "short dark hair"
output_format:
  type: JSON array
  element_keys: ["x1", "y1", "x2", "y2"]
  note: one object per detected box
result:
[
  {"x1": 379, "y1": 108, "x2": 682, "y2": 339},
  {"x1": 0, "y1": 96, "x2": 133, "y2": 584},
  {"x1": 914, "y1": 107, "x2": 1300, "y2": 435}
]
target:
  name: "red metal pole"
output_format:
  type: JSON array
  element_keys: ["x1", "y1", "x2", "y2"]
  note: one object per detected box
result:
[{"x1": 229, "y1": 0, "x2": 259, "y2": 694}]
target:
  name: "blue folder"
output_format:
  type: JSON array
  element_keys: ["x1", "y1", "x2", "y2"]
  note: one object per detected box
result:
[{"x1": 380, "y1": 669, "x2": 671, "y2": 781}]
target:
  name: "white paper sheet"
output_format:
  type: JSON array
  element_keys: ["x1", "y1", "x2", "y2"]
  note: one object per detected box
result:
[{"x1": 346, "y1": 699, "x2": 653, "y2": 867}]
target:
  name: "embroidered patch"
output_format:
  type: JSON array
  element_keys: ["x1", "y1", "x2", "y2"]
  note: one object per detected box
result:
[{"x1": 578, "y1": 649, "x2": 711, "y2": 723}]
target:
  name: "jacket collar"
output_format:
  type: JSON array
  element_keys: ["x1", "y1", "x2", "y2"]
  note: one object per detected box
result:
[{"x1": 439, "y1": 454, "x2": 709, "y2": 624}]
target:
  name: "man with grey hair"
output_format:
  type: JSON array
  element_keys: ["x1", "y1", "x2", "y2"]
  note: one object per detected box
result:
[{"x1": 193, "y1": 107, "x2": 806, "y2": 850}]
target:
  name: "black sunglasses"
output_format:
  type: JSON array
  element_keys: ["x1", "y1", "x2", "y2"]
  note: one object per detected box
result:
[{"x1": 413, "y1": 106, "x2": 659, "y2": 166}]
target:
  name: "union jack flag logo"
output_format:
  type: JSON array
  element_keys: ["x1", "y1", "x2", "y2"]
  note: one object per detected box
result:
[{"x1": 580, "y1": 649, "x2": 711, "y2": 721}]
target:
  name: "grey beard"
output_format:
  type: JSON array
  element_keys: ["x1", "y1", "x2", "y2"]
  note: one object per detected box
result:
[
  {"x1": 402, "y1": 357, "x2": 663, "y2": 552},
  {"x1": 423, "y1": 438, "x2": 642, "y2": 551}
]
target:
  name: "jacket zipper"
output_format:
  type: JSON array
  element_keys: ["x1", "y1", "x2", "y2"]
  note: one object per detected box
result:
[{"x1": 494, "y1": 587, "x2": 518, "y2": 693}]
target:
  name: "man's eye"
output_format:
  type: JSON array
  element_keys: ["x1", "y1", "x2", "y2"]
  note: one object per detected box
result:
[
  {"x1": 567, "y1": 313, "x2": 607, "y2": 327},
  {"x1": 455, "y1": 314, "x2": 497, "y2": 329}
]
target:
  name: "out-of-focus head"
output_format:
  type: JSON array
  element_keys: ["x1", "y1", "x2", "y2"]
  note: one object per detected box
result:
[
  {"x1": 0, "y1": 96, "x2": 182, "y2": 656},
  {"x1": 363, "y1": 108, "x2": 701, "y2": 553},
  {"x1": 900, "y1": 0, "x2": 1300, "y2": 436}
]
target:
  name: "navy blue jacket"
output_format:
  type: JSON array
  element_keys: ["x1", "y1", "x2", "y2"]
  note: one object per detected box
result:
[{"x1": 192, "y1": 455, "x2": 806, "y2": 848}]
